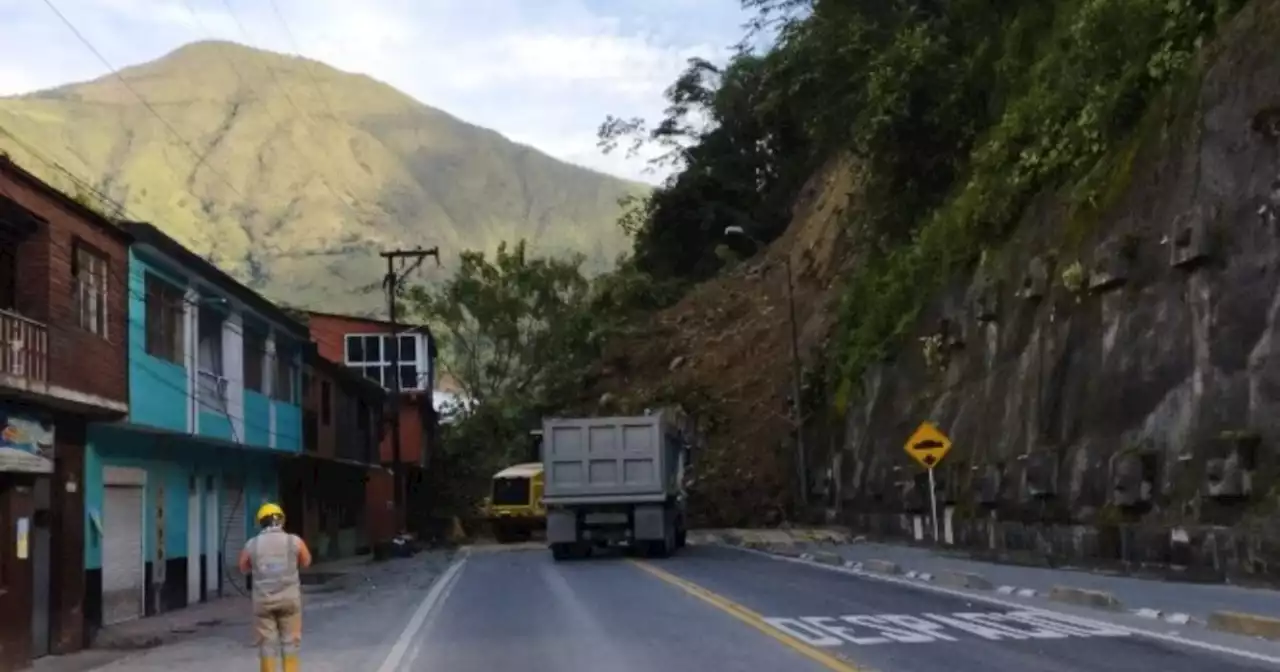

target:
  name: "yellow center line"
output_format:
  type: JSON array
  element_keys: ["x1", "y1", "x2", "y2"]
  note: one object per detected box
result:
[{"x1": 629, "y1": 560, "x2": 871, "y2": 672}]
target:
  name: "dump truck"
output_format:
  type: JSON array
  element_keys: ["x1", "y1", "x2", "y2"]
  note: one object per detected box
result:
[
  {"x1": 541, "y1": 411, "x2": 691, "y2": 560},
  {"x1": 484, "y1": 461, "x2": 546, "y2": 543}
]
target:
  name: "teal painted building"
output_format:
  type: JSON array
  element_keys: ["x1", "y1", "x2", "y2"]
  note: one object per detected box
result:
[{"x1": 84, "y1": 222, "x2": 310, "y2": 629}]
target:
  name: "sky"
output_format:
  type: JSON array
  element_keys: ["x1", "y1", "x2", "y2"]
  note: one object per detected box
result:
[{"x1": 0, "y1": 0, "x2": 754, "y2": 183}]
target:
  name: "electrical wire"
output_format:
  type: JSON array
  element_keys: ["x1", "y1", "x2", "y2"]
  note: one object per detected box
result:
[
  {"x1": 11, "y1": 1, "x2": 430, "y2": 600},
  {"x1": 37, "y1": 0, "x2": 255, "y2": 206}
]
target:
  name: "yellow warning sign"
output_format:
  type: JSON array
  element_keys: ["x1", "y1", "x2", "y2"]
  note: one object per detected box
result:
[{"x1": 904, "y1": 422, "x2": 952, "y2": 470}]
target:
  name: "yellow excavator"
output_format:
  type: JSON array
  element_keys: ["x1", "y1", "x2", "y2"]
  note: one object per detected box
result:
[{"x1": 483, "y1": 462, "x2": 546, "y2": 543}]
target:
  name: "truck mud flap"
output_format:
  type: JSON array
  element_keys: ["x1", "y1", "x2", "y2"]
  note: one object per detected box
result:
[
  {"x1": 547, "y1": 509, "x2": 578, "y2": 543},
  {"x1": 633, "y1": 504, "x2": 666, "y2": 541}
]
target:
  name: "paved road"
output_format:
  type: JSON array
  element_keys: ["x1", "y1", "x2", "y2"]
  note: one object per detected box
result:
[
  {"x1": 823, "y1": 540, "x2": 1280, "y2": 622},
  {"x1": 398, "y1": 545, "x2": 1279, "y2": 672}
]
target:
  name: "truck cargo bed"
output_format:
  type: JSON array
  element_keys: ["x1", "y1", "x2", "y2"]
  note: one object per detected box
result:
[{"x1": 542, "y1": 414, "x2": 677, "y2": 502}]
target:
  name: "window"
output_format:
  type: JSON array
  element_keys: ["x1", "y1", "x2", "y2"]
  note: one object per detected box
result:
[
  {"x1": 273, "y1": 347, "x2": 295, "y2": 403},
  {"x1": 0, "y1": 237, "x2": 17, "y2": 311},
  {"x1": 196, "y1": 307, "x2": 226, "y2": 412},
  {"x1": 343, "y1": 333, "x2": 427, "y2": 391},
  {"x1": 72, "y1": 242, "x2": 109, "y2": 338},
  {"x1": 243, "y1": 329, "x2": 266, "y2": 393},
  {"x1": 320, "y1": 380, "x2": 331, "y2": 425},
  {"x1": 144, "y1": 273, "x2": 184, "y2": 365}
]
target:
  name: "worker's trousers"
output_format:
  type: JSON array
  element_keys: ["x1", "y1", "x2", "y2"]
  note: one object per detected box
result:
[{"x1": 254, "y1": 598, "x2": 302, "y2": 672}]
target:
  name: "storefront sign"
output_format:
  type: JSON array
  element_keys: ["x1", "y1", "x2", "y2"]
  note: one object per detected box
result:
[{"x1": 0, "y1": 409, "x2": 55, "y2": 473}]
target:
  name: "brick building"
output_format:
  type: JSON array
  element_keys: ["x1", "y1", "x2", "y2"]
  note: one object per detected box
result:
[
  {"x1": 279, "y1": 349, "x2": 386, "y2": 561},
  {"x1": 302, "y1": 310, "x2": 438, "y2": 545},
  {"x1": 0, "y1": 155, "x2": 130, "y2": 668}
]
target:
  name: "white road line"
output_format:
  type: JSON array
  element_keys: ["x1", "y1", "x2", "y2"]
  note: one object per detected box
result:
[
  {"x1": 725, "y1": 545, "x2": 1280, "y2": 666},
  {"x1": 374, "y1": 552, "x2": 469, "y2": 672}
]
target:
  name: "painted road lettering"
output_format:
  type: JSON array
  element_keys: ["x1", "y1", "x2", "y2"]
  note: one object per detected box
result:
[{"x1": 763, "y1": 611, "x2": 1130, "y2": 648}]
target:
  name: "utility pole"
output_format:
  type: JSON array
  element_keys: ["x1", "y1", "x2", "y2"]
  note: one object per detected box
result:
[
  {"x1": 723, "y1": 226, "x2": 808, "y2": 510},
  {"x1": 381, "y1": 246, "x2": 440, "y2": 527}
]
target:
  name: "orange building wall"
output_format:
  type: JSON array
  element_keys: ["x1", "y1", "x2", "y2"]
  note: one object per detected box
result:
[{"x1": 305, "y1": 312, "x2": 436, "y2": 466}]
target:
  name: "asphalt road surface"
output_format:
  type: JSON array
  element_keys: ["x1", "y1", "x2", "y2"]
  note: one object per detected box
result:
[{"x1": 392, "y1": 545, "x2": 1279, "y2": 672}]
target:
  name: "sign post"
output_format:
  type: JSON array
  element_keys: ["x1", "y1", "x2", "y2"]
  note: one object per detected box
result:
[{"x1": 904, "y1": 422, "x2": 953, "y2": 544}]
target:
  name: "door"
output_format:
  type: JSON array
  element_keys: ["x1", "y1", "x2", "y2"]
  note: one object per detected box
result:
[
  {"x1": 31, "y1": 477, "x2": 51, "y2": 657},
  {"x1": 220, "y1": 476, "x2": 246, "y2": 595},
  {"x1": 102, "y1": 471, "x2": 145, "y2": 625},
  {"x1": 203, "y1": 476, "x2": 217, "y2": 599},
  {"x1": 186, "y1": 475, "x2": 200, "y2": 605},
  {"x1": 0, "y1": 478, "x2": 35, "y2": 671}
]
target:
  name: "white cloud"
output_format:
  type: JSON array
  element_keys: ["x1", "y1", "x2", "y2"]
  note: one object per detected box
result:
[{"x1": 0, "y1": 0, "x2": 749, "y2": 183}]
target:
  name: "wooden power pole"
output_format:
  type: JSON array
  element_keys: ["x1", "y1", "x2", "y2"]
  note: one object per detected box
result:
[{"x1": 381, "y1": 246, "x2": 440, "y2": 523}]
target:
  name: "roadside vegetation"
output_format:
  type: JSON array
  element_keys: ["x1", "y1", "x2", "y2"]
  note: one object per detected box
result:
[{"x1": 414, "y1": 0, "x2": 1249, "y2": 523}]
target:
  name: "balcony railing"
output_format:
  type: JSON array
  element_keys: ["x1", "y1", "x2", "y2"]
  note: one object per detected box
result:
[{"x1": 0, "y1": 308, "x2": 49, "y2": 383}]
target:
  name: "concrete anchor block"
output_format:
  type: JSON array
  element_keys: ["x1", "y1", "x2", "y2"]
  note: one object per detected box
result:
[
  {"x1": 1048, "y1": 586, "x2": 1122, "y2": 611},
  {"x1": 1208, "y1": 611, "x2": 1280, "y2": 641},
  {"x1": 1015, "y1": 588, "x2": 1038, "y2": 598},
  {"x1": 996, "y1": 586, "x2": 1017, "y2": 595},
  {"x1": 862, "y1": 559, "x2": 903, "y2": 575},
  {"x1": 810, "y1": 551, "x2": 844, "y2": 566},
  {"x1": 917, "y1": 573, "x2": 934, "y2": 582},
  {"x1": 1133, "y1": 608, "x2": 1163, "y2": 619},
  {"x1": 1164, "y1": 613, "x2": 1192, "y2": 625},
  {"x1": 843, "y1": 560, "x2": 862, "y2": 570},
  {"x1": 935, "y1": 571, "x2": 995, "y2": 591}
]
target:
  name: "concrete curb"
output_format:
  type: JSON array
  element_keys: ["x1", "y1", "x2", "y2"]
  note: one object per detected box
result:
[
  {"x1": 1208, "y1": 611, "x2": 1280, "y2": 641},
  {"x1": 768, "y1": 542, "x2": 803, "y2": 557},
  {"x1": 935, "y1": 570, "x2": 994, "y2": 591},
  {"x1": 809, "y1": 550, "x2": 844, "y2": 566},
  {"x1": 708, "y1": 534, "x2": 1227, "y2": 634},
  {"x1": 1048, "y1": 586, "x2": 1123, "y2": 611},
  {"x1": 862, "y1": 559, "x2": 903, "y2": 575}
]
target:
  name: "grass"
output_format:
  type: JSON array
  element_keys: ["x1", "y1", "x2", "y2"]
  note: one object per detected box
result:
[{"x1": 0, "y1": 40, "x2": 646, "y2": 314}]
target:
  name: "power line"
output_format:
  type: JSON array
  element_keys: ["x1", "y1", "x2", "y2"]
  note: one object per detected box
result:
[
  {"x1": 204, "y1": 0, "x2": 367, "y2": 222},
  {"x1": 38, "y1": 0, "x2": 252, "y2": 204},
  {"x1": 262, "y1": 0, "x2": 343, "y2": 123}
]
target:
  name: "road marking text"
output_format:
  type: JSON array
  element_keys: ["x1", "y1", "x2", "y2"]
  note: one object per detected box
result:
[{"x1": 764, "y1": 610, "x2": 1130, "y2": 647}]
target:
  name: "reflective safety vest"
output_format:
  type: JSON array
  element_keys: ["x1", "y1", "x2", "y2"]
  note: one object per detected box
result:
[{"x1": 245, "y1": 528, "x2": 302, "y2": 606}]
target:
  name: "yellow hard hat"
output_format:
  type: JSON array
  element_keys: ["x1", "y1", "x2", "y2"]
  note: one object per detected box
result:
[{"x1": 256, "y1": 502, "x2": 284, "y2": 525}]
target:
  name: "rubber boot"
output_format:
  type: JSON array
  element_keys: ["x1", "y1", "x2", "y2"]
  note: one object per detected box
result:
[
  {"x1": 259, "y1": 656, "x2": 278, "y2": 672},
  {"x1": 282, "y1": 653, "x2": 300, "y2": 672}
]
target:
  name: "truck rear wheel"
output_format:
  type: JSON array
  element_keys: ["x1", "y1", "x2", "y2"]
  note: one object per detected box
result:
[
  {"x1": 646, "y1": 518, "x2": 676, "y2": 559},
  {"x1": 551, "y1": 543, "x2": 573, "y2": 561}
]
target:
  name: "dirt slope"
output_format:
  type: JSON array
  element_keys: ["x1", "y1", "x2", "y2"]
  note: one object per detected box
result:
[{"x1": 582, "y1": 154, "x2": 863, "y2": 525}]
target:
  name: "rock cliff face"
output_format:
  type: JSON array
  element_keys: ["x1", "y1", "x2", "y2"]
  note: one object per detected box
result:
[{"x1": 838, "y1": 0, "x2": 1280, "y2": 581}]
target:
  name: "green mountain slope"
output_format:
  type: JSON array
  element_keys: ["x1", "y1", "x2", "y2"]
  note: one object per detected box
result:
[{"x1": 0, "y1": 40, "x2": 645, "y2": 313}]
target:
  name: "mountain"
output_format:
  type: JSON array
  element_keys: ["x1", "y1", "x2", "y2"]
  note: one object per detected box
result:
[{"x1": 0, "y1": 41, "x2": 646, "y2": 313}]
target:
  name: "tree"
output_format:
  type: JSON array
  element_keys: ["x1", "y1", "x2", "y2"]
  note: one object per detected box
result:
[
  {"x1": 598, "y1": 51, "x2": 815, "y2": 283},
  {"x1": 405, "y1": 240, "x2": 598, "y2": 413}
]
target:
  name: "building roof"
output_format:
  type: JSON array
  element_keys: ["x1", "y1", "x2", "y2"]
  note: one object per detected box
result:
[
  {"x1": 125, "y1": 221, "x2": 309, "y2": 340},
  {"x1": 302, "y1": 308, "x2": 437, "y2": 356},
  {"x1": 494, "y1": 462, "x2": 543, "y2": 479},
  {"x1": 306, "y1": 349, "x2": 387, "y2": 401},
  {"x1": 0, "y1": 154, "x2": 131, "y2": 243}
]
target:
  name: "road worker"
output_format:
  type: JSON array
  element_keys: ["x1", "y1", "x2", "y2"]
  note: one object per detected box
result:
[{"x1": 239, "y1": 502, "x2": 312, "y2": 672}]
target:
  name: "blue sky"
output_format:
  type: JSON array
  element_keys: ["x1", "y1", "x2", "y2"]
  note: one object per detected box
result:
[{"x1": 0, "y1": 0, "x2": 753, "y2": 183}]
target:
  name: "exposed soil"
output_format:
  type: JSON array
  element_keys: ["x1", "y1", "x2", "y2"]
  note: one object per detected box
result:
[{"x1": 577, "y1": 154, "x2": 864, "y2": 526}]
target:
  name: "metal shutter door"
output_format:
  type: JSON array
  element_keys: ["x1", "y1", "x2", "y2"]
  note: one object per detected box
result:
[
  {"x1": 102, "y1": 485, "x2": 145, "y2": 625},
  {"x1": 220, "y1": 478, "x2": 247, "y2": 595}
]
